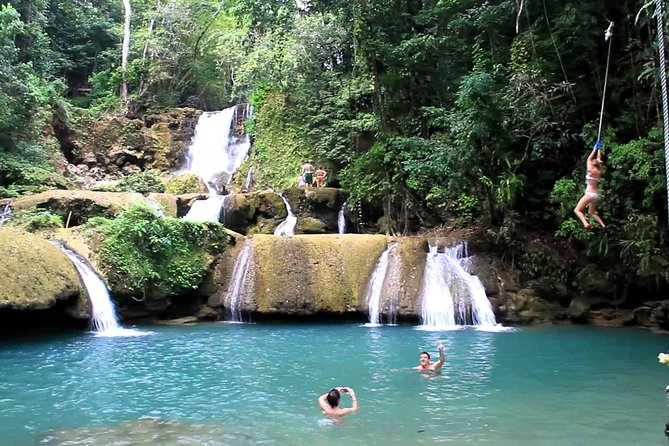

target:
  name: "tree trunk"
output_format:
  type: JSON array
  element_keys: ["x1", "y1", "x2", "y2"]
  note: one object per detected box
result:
[{"x1": 120, "y1": 0, "x2": 132, "y2": 105}]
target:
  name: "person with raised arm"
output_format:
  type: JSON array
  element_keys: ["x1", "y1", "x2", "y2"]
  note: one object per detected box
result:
[
  {"x1": 414, "y1": 341, "x2": 446, "y2": 371},
  {"x1": 318, "y1": 386, "x2": 358, "y2": 417}
]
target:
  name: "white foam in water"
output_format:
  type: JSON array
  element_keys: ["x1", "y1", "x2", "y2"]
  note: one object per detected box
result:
[
  {"x1": 274, "y1": 194, "x2": 297, "y2": 236},
  {"x1": 0, "y1": 204, "x2": 11, "y2": 225},
  {"x1": 418, "y1": 242, "x2": 503, "y2": 331},
  {"x1": 55, "y1": 244, "x2": 151, "y2": 337}
]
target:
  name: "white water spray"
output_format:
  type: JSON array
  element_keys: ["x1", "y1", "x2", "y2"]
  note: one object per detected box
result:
[
  {"x1": 274, "y1": 194, "x2": 297, "y2": 236},
  {"x1": 0, "y1": 204, "x2": 11, "y2": 225},
  {"x1": 227, "y1": 240, "x2": 253, "y2": 322},
  {"x1": 183, "y1": 105, "x2": 252, "y2": 222},
  {"x1": 364, "y1": 244, "x2": 395, "y2": 326},
  {"x1": 419, "y1": 242, "x2": 497, "y2": 330},
  {"x1": 55, "y1": 244, "x2": 149, "y2": 337},
  {"x1": 338, "y1": 203, "x2": 347, "y2": 234}
]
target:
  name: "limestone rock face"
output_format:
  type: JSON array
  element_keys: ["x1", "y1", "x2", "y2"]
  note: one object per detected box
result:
[
  {"x1": 69, "y1": 108, "x2": 201, "y2": 182},
  {"x1": 11, "y1": 190, "x2": 146, "y2": 226},
  {"x1": 234, "y1": 234, "x2": 388, "y2": 315},
  {"x1": 284, "y1": 187, "x2": 345, "y2": 234},
  {"x1": 219, "y1": 188, "x2": 346, "y2": 235},
  {"x1": 0, "y1": 229, "x2": 85, "y2": 315}
]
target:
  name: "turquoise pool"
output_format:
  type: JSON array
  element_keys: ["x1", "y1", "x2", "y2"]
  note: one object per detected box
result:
[{"x1": 0, "y1": 324, "x2": 667, "y2": 445}]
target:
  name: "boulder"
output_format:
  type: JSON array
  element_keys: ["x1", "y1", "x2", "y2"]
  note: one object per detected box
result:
[
  {"x1": 0, "y1": 229, "x2": 85, "y2": 316},
  {"x1": 228, "y1": 234, "x2": 388, "y2": 316},
  {"x1": 165, "y1": 174, "x2": 208, "y2": 195},
  {"x1": 11, "y1": 190, "x2": 146, "y2": 226},
  {"x1": 146, "y1": 193, "x2": 178, "y2": 217}
]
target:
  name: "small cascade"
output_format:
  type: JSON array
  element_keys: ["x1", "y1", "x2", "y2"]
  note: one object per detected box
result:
[
  {"x1": 0, "y1": 204, "x2": 11, "y2": 225},
  {"x1": 184, "y1": 195, "x2": 226, "y2": 223},
  {"x1": 419, "y1": 242, "x2": 497, "y2": 330},
  {"x1": 337, "y1": 203, "x2": 347, "y2": 234},
  {"x1": 226, "y1": 240, "x2": 253, "y2": 322},
  {"x1": 144, "y1": 198, "x2": 164, "y2": 217},
  {"x1": 364, "y1": 244, "x2": 395, "y2": 326},
  {"x1": 244, "y1": 167, "x2": 254, "y2": 192},
  {"x1": 383, "y1": 246, "x2": 403, "y2": 325},
  {"x1": 182, "y1": 104, "x2": 252, "y2": 223},
  {"x1": 273, "y1": 194, "x2": 297, "y2": 236},
  {"x1": 55, "y1": 243, "x2": 148, "y2": 337}
]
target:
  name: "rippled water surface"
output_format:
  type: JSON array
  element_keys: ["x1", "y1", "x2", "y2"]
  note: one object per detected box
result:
[{"x1": 0, "y1": 324, "x2": 668, "y2": 445}]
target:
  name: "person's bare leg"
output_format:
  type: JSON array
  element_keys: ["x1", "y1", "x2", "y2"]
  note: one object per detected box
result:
[
  {"x1": 588, "y1": 202, "x2": 606, "y2": 228},
  {"x1": 574, "y1": 195, "x2": 591, "y2": 229}
]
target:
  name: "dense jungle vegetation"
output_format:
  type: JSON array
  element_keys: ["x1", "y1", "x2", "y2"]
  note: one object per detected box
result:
[{"x1": 0, "y1": 0, "x2": 668, "y2": 284}]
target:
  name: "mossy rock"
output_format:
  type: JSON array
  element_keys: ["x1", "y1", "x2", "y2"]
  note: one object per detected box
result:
[
  {"x1": 0, "y1": 228, "x2": 85, "y2": 313},
  {"x1": 147, "y1": 193, "x2": 178, "y2": 217},
  {"x1": 220, "y1": 194, "x2": 255, "y2": 232},
  {"x1": 165, "y1": 174, "x2": 208, "y2": 195},
  {"x1": 393, "y1": 237, "x2": 429, "y2": 316},
  {"x1": 11, "y1": 190, "x2": 146, "y2": 226},
  {"x1": 251, "y1": 234, "x2": 388, "y2": 314},
  {"x1": 295, "y1": 217, "x2": 328, "y2": 234}
]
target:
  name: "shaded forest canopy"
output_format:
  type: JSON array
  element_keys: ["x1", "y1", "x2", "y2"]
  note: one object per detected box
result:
[{"x1": 0, "y1": 0, "x2": 668, "y2": 284}]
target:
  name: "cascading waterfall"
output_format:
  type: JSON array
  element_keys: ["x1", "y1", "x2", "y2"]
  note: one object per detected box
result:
[
  {"x1": 338, "y1": 203, "x2": 347, "y2": 234},
  {"x1": 55, "y1": 243, "x2": 148, "y2": 337},
  {"x1": 0, "y1": 204, "x2": 11, "y2": 225},
  {"x1": 183, "y1": 104, "x2": 252, "y2": 222},
  {"x1": 364, "y1": 244, "x2": 395, "y2": 326},
  {"x1": 244, "y1": 167, "x2": 254, "y2": 192},
  {"x1": 384, "y1": 246, "x2": 403, "y2": 325},
  {"x1": 226, "y1": 240, "x2": 253, "y2": 322},
  {"x1": 184, "y1": 195, "x2": 226, "y2": 223},
  {"x1": 419, "y1": 242, "x2": 497, "y2": 330},
  {"x1": 273, "y1": 194, "x2": 297, "y2": 236}
]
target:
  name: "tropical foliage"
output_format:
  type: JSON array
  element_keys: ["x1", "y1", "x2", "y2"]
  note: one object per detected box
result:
[{"x1": 1, "y1": 0, "x2": 668, "y2": 281}]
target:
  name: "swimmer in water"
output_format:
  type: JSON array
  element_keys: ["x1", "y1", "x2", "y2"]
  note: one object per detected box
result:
[
  {"x1": 318, "y1": 386, "x2": 358, "y2": 417},
  {"x1": 414, "y1": 341, "x2": 445, "y2": 371}
]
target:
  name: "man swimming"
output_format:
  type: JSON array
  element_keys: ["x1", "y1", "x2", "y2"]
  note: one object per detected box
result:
[
  {"x1": 414, "y1": 341, "x2": 445, "y2": 371},
  {"x1": 317, "y1": 386, "x2": 358, "y2": 417}
]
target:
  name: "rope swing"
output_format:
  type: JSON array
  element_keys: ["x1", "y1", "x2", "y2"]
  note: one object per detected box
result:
[
  {"x1": 596, "y1": 22, "x2": 614, "y2": 149},
  {"x1": 653, "y1": 0, "x2": 669, "y2": 233}
]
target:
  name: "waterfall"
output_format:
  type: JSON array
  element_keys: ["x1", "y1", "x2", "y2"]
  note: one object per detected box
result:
[
  {"x1": 337, "y1": 203, "x2": 347, "y2": 234},
  {"x1": 184, "y1": 195, "x2": 226, "y2": 223},
  {"x1": 226, "y1": 240, "x2": 253, "y2": 322},
  {"x1": 244, "y1": 167, "x2": 254, "y2": 192},
  {"x1": 419, "y1": 242, "x2": 497, "y2": 330},
  {"x1": 384, "y1": 246, "x2": 403, "y2": 325},
  {"x1": 0, "y1": 204, "x2": 11, "y2": 225},
  {"x1": 183, "y1": 105, "x2": 252, "y2": 222},
  {"x1": 55, "y1": 243, "x2": 148, "y2": 337},
  {"x1": 364, "y1": 244, "x2": 395, "y2": 326},
  {"x1": 274, "y1": 194, "x2": 297, "y2": 236}
]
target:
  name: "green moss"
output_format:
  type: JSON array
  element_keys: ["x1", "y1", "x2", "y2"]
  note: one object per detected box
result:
[
  {"x1": 87, "y1": 202, "x2": 231, "y2": 297},
  {"x1": 252, "y1": 234, "x2": 388, "y2": 313},
  {"x1": 251, "y1": 92, "x2": 310, "y2": 190},
  {"x1": 165, "y1": 174, "x2": 205, "y2": 195},
  {"x1": 0, "y1": 228, "x2": 82, "y2": 310},
  {"x1": 4, "y1": 209, "x2": 64, "y2": 233},
  {"x1": 117, "y1": 170, "x2": 166, "y2": 194}
]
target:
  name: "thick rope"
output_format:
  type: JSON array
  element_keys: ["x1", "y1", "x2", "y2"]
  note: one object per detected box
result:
[
  {"x1": 656, "y1": 0, "x2": 669, "y2": 232},
  {"x1": 597, "y1": 23, "x2": 614, "y2": 144}
]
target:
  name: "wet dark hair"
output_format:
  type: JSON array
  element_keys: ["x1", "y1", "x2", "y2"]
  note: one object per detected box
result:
[
  {"x1": 326, "y1": 388, "x2": 341, "y2": 407},
  {"x1": 420, "y1": 351, "x2": 431, "y2": 359}
]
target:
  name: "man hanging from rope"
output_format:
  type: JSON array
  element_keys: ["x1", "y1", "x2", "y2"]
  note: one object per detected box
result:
[{"x1": 574, "y1": 142, "x2": 606, "y2": 231}]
